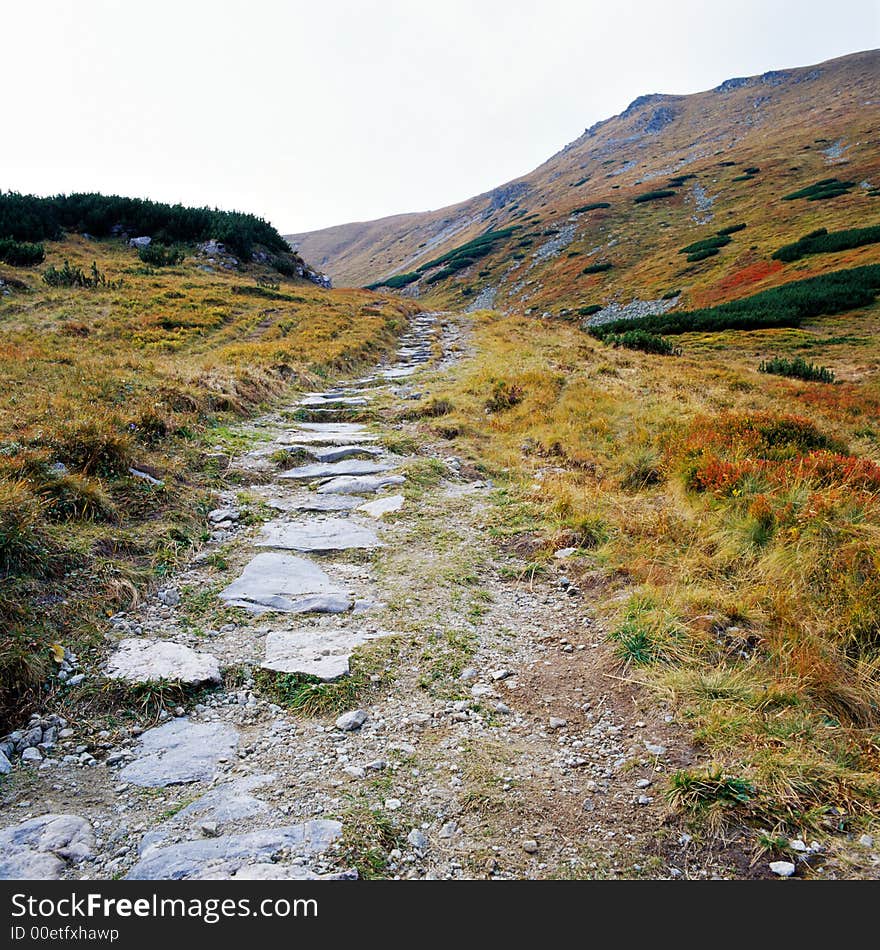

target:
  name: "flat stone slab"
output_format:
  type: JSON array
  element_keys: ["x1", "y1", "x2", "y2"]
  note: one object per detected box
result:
[
  {"x1": 256, "y1": 518, "x2": 381, "y2": 552},
  {"x1": 0, "y1": 814, "x2": 95, "y2": 880},
  {"x1": 311, "y1": 445, "x2": 383, "y2": 463},
  {"x1": 256, "y1": 491, "x2": 362, "y2": 513},
  {"x1": 126, "y1": 820, "x2": 342, "y2": 880},
  {"x1": 105, "y1": 639, "x2": 221, "y2": 686},
  {"x1": 219, "y1": 552, "x2": 351, "y2": 614},
  {"x1": 262, "y1": 628, "x2": 395, "y2": 680},
  {"x1": 298, "y1": 395, "x2": 369, "y2": 407},
  {"x1": 118, "y1": 719, "x2": 239, "y2": 787},
  {"x1": 380, "y1": 367, "x2": 417, "y2": 379},
  {"x1": 138, "y1": 775, "x2": 277, "y2": 855},
  {"x1": 295, "y1": 422, "x2": 371, "y2": 435},
  {"x1": 317, "y1": 474, "x2": 406, "y2": 496},
  {"x1": 276, "y1": 431, "x2": 376, "y2": 446},
  {"x1": 357, "y1": 494, "x2": 405, "y2": 518},
  {"x1": 279, "y1": 459, "x2": 394, "y2": 480}
]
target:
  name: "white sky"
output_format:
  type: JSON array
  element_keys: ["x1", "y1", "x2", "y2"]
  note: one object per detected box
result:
[{"x1": 2, "y1": 1, "x2": 877, "y2": 234}]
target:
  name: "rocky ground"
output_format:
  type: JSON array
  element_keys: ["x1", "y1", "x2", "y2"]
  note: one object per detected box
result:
[{"x1": 0, "y1": 312, "x2": 801, "y2": 881}]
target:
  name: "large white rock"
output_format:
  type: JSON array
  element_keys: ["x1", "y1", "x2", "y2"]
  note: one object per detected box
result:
[
  {"x1": 219, "y1": 552, "x2": 351, "y2": 614},
  {"x1": 357, "y1": 494, "x2": 405, "y2": 518},
  {"x1": 262, "y1": 627, "x2": 395, "y2": 680},
  {"x1": 256, "y1": 518, "x2": 381, "y2": 552},
  {"x1": 105, "y1": 639, "x2": 221, "y2": 686},
  {"x1": 317, "y1": 474, "x2": 406, "y2": 496},
  {"x1": 118, "y1": 719, "x2": 239, "y2": 787},
  {"x1": 0, "y1": 814, "x2": 95, "y2": 880},
  {"x1": 311, "y1": 445, "x2": 383, "y2": 463}
]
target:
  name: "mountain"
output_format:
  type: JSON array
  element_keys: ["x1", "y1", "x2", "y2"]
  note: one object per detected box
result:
[{"x1": 287, "y1": 50, "x2": 880, "y2": 316}]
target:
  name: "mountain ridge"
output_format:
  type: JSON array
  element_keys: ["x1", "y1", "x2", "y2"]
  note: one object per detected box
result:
[{"x1": 287, "y1": 48, "x2": 880, "y2": 310}]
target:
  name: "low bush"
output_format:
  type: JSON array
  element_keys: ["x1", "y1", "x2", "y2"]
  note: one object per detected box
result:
[
  {"x1": 43, "y1": 260, "x2": 118, "y2": 289},
  {"x1": 686, "y1": 247, "x2": 720, "y2": 263},
  {"x1": 772, "y1": 224, "x2": 880, "y2": 262},
  {"x1": 679, "y1": 235, "x2": 731, "y2": 255},
  {"x1": 634, "y1": 189, "x2": 676, "y2": 204},
  {"x1": 366, "y1": 272, "x2": 420, "y2": 290},
  {"x1": 577, "y1": 304, "x2": 602, "y2": 316},
  {"x1": 0, "y1": 238, "x2": 44, "y2": 266},
  {"x1": 782, "y1": 178, "x2": 855, "y2": 201},
  {"x1": 603, "y1": 330, "x2": 681, "y2": 356},
  {"x1": 589, "y1": 264, "x2": 880, "y2": 337},
  {"x1": 582, "y1": 262, "x2": 613, "y2": 274},
  {"x1": 717, "y1": 223, "x2": 747, "y2": 236},
  {"x1": 572, "y1": 202, "x2": 611, "y2": 213},
  {"x1": 758, "y1": 356, "x2": 835, "y2": 383},
  {"x1": 137, "y1": 243, "x2": 185, "y2": 267}
]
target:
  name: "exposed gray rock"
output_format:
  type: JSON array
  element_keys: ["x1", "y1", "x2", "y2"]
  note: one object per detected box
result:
[
  {"x1": 127, "y1": 820, "x2": 343, "y2": 880},
  {"x1": 357, "y1": 494, "x2": 404, "y2": 518},
  {"x1": 129, "y1": 236, "x2": 152, "y2": 248},
  {"x1": 317, "y1": 474, "x2": 406, "y2": 496},
  {"x1": 335, "y1": 710, "x2": 367, "y2": 731},
  {"x1": 219, "y1": 552, "x2": 350, "y2": 615},
  {"x1": 0, "y1": 750, "x2": 11, "y2": 774},
  {"x1": 0, "y1": 814, "x2": 95, "y2": 879},
  {"x1": 105, "y1": 639, "x2": 221, "y2": 686},
  {"x1": 262, "y1": 628, "x2": 394, "y2": 681},
  {"x1": 311, "y1": 445, "x2": 383, "y2": 463},
  {"x1": 279, "y1": 459, "x2": 394, "y2": 480},
  {"x1": 256, "y1": 518, "x2": 381, "y2": 552},
  {"x1": 769, "y1": 861, "x2": 796, "y2": 877},
  {"x1": 119, "y1": 719, "x2": 239, "y2": 787}
]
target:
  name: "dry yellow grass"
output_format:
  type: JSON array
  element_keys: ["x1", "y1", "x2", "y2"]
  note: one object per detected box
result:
[
  {"x1": 0, "y1": 236, "x2": 417, "y2": 725},
  {"x1": 422, "y1": 302, "x2": 880, "y2": 843}
]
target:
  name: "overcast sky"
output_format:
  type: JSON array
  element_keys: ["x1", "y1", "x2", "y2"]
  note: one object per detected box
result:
[{"x1": 2, "y1": 1, "x2": 877, "y2": 234}]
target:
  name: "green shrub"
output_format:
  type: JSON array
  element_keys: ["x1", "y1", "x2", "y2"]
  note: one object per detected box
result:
[
  {"x1": 686, "y1": 248, "x2": 720, "y2": 263},
  {"x1": 589, "y1": 264, "x2": 880, "y2": 338},
  {"x1": 782, "y1": 178, "x2": 855, "y2": 201},
  {"x1": 582, "y1": 262, "x2": 612, "y2": 274},
  {"x1": 0, "y1": 238, "x2": 44, "y2": 266},
  {"x1": 572, "y1": 202, "x2": 611, "y2": 213},
  {"x1": 772, "y1": 224, "x2": 880, "y2": 263},
  {"x1": 578, "y1": 305, "x2": 602, "y2": 316},
  {"x1": 137, "y1": 243, "x2": 185, "y2": 267},
  {"x1": 758, "y1": 356, "x2": 835, "y2": 383},
  {"x1": 43, "y1": 260, "x2": 118, "y2": 289},
  {"x1": 662, "y1": 288, "x2": 681, "y2": 299},
  {"x1": 366, "y1": 271, "x2": 420, "y2": 290},
  {"x1": 603, "y1": 330, "x2": 681, "y2": 356},
  {"x1": 717, "y1": 223, "x2": 747, "y2": 236},
  {"x1": 416, "y1": 228, "x2": 519, "y2": 275},
  {"x1": 634, "y1": 189, "x2": 676, "y2": 204},
  {"x1": 679, "y1": 234, "x2": 731, "y2": 255},
  {"x1": 0, "y1": 190, "x2": 288, "y2": 258},
  {"x1": 667, "y1": 174, "x2": 696, "y2": 187}
]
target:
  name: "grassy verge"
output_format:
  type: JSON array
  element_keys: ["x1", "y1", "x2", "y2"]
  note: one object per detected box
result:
[
  {"x1": 0, "y1": 235, "x2": 417, "y2": 729},
  {"x1": 421, "y1": 306, "x2": 880, "y2": 846}
]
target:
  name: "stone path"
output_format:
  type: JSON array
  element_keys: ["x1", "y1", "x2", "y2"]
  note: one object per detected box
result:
[{"x1": 0, "y1": 311, "x2": 762, "y2": 882}]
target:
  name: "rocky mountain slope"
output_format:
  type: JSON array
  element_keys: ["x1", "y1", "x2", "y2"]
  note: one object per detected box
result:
[{"x1": 288, "y1": 50, "x2": 880, "y2": 316}]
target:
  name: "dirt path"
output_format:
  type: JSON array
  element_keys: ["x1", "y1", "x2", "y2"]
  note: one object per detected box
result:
[{"x1": 0, "y1": 312, "x2": 755, "y2": 880}]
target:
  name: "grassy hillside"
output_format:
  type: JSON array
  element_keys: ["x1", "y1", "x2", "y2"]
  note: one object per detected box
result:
[
  {"x1": 0, "y1": 226, "x2": 415, "y2": 728},
  {"x1": 412, "y1": 296, "x2": 880, "y2": 853},
  {"x1": 290, "y1": 49, "x2": 880, "y2": 321}
]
